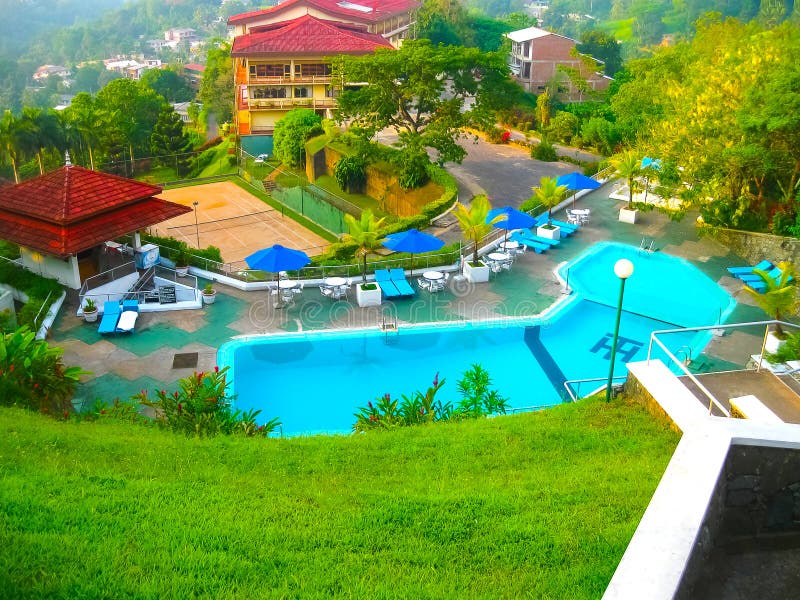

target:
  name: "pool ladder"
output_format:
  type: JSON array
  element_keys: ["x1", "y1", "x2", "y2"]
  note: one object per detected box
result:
[
  {"x1": 380, "y1": 314, "x2": 398, "y2": 343},
  {"x1": 639, "y1": 237, "x2": 655, "y2": 252}
]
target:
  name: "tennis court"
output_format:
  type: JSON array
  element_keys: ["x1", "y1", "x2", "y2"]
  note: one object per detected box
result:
[{"x1": 155, "y1": 181, "x2": 329, "y2": 265}]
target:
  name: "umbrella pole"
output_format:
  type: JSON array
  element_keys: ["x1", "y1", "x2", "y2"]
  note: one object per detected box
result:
[
  {"x1": 274, "y1": 274, "x2": 281, "y2": 309},
  {"x1": 410, "y1": 253, "x2": 414, "y2": 277},
  {"x1": 572, "y1": 190, "x2": 577, "y2": 209}
]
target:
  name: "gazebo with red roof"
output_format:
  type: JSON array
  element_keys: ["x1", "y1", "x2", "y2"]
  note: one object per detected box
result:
[{"x1": 0, "y1": 164, "x2": 191, "y2": 289}]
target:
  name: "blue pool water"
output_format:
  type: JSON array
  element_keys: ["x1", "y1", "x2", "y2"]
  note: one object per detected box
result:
[{"x1": 219, "y1": 242, "x2": 736, "y2": 436}]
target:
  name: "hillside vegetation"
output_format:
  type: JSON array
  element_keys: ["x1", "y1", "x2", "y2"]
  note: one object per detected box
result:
[{"x1": 0, "y1": 397, "x2": 678, "y2": 599}]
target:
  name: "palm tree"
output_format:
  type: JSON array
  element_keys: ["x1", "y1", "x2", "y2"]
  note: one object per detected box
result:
[
  {"x1": 610, "y1": 150, "x2": 641, "y2": 207},
  {"x1": 531, "y1": 177, "x2": 568, "y2": 226},
  {"x1": 454, "y1": 194, "x2": 501, "y2": 266},
  {"x1": 64, "y1": 93, "x2": 100, "y2": 169},
  {"x1": 0, "y1": 110, "x2": 35, "y2": 183},
  {"x1": 742, "y1": 261, "x2": 798, "y2": 337},
  {"x1": 343, "y1": 209, "x2": 386, "y2": 284},
  {"x1": 22, "y1": 107, "x2": 65, "y2": 174}
]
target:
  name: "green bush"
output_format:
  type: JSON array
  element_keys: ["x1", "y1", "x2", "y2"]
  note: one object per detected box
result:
[
  {"x1": 0, "y1": 327, "x2": 86, "y2": 416},
  {"x1": 531, "y1": 138, "x2": 558, "y2": 162},
  {"x1": 333, "y1": 155, "x2": 367, "y2": 193},
  {"x1": 141, "y1": 234, "x2": 223, "y2": 266},
  {"x1": 0, "y1": 260, "x2": 62, "y2": 329},
  {"x1": 132, "y1": 367, "x2": 281, "y2": 438}
]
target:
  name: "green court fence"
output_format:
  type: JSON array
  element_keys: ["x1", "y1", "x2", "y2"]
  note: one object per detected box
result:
[{"x1": 272, "y1": 184, "x2": 349, "y2": 235}]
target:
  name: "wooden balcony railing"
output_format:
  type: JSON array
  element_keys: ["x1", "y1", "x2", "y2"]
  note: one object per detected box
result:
[
  {"x1": 247, "y1": 75, "x2": 332, "y2": 85},
  {"x1": 245, "y1": 98, "x2": 337, "y2": 110}
]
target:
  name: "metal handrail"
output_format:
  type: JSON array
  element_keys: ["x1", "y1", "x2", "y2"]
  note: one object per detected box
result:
[
  {"x1": 563, "y1": 375, "x2": 628, "y2": 402},
  {"x1": 647, "y1": 320, "x2": 800, "y2": 417},
  {"x1": 31, "y1": 290, "x2": 53, "y2": 329}
]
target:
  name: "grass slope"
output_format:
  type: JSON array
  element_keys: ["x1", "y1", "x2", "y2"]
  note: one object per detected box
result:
[{"x1": 0, "y1": 398, "x2": 677, "y2": 599}]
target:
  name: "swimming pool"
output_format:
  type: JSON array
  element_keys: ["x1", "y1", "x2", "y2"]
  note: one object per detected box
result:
[{"x1": 219, "y1": 242, "x2": 736, "y2": 436}]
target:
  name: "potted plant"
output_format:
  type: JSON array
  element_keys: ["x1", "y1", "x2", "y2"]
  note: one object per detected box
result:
[
  {"x1": 454, "y1": 195, "x2": 501, "y2": 283},
  {"x1": 174, "y1": 248, "x2": 190, "y2": 277},
  {"x1": 344, "y1": 209, "x2": 386, "y2": 307},
  {"x1": 742, "y1": 261, "x2": 798, "y2": 352},
  {"x1": 82, "y1": 298, "x2": 98, "y2": 322},
  {"x1": 611, "y1": 150, "x2": 641, "y2": 224},
  {"x1": 201, "y1": 283, "x2": 217, "y2": 305},
  {"x1": 532, "y1": 177, "x2": 568, "y2": 240}
]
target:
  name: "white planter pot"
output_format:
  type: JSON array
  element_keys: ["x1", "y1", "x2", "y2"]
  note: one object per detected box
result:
[
  {"x1": 175, "y1": 265, "x2": 189, "y2": 277},
  {"x1": 619, "y1": 207, "x2": 639, "y2": 224},
  {"x1": 765, "y1": 331, "x2": 786, "y2": 354},
  {"x1": 83, "y1": 310, "x2": 98, "y2": 323},
  {"x1": 464, "y1": 260, "x2": 491, "y2": 283},
  {"x1": 536, "y1": 225, "x2": 561, "y2": 240},
  {"x1": 202, "y1": 291, "x2": 216, "y2": 305},
  {"x1": 356, "y1": 284, "x2": 382, "y2": 307}
]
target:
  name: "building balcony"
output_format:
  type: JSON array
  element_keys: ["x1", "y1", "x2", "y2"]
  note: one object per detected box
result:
[
  {"x1": 245, "y1": 97, "x2": 337, "y2": 110},
  {"x1": 248, "y1": 75, "x2": 332, "y2": 85}
]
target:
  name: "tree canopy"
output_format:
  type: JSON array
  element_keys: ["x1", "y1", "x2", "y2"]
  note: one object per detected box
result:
[{"x1": 333, "y1": 39, "x2": 518, "y2": 176}]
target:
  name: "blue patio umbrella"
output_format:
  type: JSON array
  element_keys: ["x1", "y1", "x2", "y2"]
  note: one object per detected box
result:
[
  {"x1": 383, "y1": 228, "x2": 444, "y2": 275},
  {"x1": 487, "y1": 206, "x2": 536, "y2": 241},
  {"x1": 245, "y1": 244, "x2": 310, "y2": 307},
  {"x1": 556, "y1": 172, "x2": 601, "y2": 208}
]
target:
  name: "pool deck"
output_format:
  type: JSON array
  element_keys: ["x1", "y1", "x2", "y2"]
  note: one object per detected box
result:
[{"x1": 51, "y1": 185, "x2": 776, "y2": 407}]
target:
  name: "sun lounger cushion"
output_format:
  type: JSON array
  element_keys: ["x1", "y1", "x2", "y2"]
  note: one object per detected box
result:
[
  {"x1": 726, "y1": 260, "x2": 773, "y2": 276},
  {"x1": 389, "y1": 269, "x2": 415, "y2": 296},
  {"x1": 519, "y1": 231, "x2": 560, "y2": 246},
  {"x1": 115, "y1": 310, "x2": 138, "y2": 333},
  {"x1": 97, "y1": 302, "x2": 121, "y2": 334}
]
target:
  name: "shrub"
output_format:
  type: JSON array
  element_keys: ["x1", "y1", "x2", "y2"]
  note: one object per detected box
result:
[
  {"x1": 397, "y1": 150, "x2": 430, "y2": 189},
  {"x1": 334, "y1": 155, "x2": 367, "y2": 193},
  {"x1": 273, "y1": 109, "x2": 323, "y2": 167},
  {"x1": 133, "y1": 367, "x2": 281, "y2": 438},
  {"x1": 0, "y1": 327, "x2": 87, "y2": 416},
  {"x1": 531, "y1": 138, "x2": 558, "y2": 162}
]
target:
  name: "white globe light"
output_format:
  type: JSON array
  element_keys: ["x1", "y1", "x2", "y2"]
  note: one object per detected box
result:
[{"x1": 614, "y1": 258, "x2": 634, "y2": 280}]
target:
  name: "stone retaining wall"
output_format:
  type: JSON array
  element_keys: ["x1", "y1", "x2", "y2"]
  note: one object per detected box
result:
[{"x1": 708, "y1": 226, "x2": 800, "y2": 265}]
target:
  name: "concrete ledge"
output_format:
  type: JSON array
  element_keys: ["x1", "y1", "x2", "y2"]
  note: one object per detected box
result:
[
  {"x1": 604, "y1": 431, "x2": 732, "y2": 599},
  {"x1": 626, "y1": 360, "x2": 709, "y2": 432}
]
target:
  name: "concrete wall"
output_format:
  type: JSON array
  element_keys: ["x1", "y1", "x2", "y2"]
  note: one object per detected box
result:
[
  {"x1": 709, "y1": 226, "x2": 800, "y2": 266},
  {"x1": 0, "y1": 288, "x2": 16, "y2": 328},
  {"x1": 19, "y1": 247, "x2": 80, "y2": 289}
]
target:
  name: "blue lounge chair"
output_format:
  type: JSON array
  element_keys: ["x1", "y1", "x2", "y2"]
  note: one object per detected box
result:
[
  {"x1": 738, "y1": 266, "x2": 783, "y2": 282},
  {"x1": 374, "y1": 269, "x2": 401, "y2": 298},
  {"x1": 97, "y1": 301, "x2": 121, "y2": 334},
  {"x1": 510, "y1": 231, "x2": 547, "y2": 253},
  {"x1": 726, "y1": 260, "x2": 773, "y2": 276},
  {"x1": 389, "y1": 269, "x2": 415, "y2": 296},
  {"x1": 549, "y1": 219, "x2": 579, "y2": 234},
  {"x1": 518, "y1": 230, "x2": 560, "y2": 247}
]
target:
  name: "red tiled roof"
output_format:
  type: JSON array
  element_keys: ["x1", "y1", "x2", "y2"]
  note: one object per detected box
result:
[
  {"x1": 231, "y1": 15, "x2": 392, "y2": 56},
  {"x1": 184, "y1": 63, "x2": 206, "y2": 72},
  {"x1": 228, "y1": 0, "x2": 420, "y2": 26},
  {"x1": 0, "y1": 198, "x2": 190, "y2": 258},
  {"x1": 0, "y1": 165, "x2": 163, "y2": 225}
]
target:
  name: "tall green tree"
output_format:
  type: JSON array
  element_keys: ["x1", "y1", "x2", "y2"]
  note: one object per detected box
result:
[
  {"x1": 0, "y1": 110, "x2": 34, "y2": 183},
  {"x1": 200, "y1": 40, "x2": 233, "y2": 125},
  {"x1": 610, "y1": 151, "x2": 641, "y2": 207},
  {"x1": 64, "y1": 92, "x2": 102, "y2": 169},
  {"x1": 140, "y1": 68, "x2": 194, "y2": 103},
  {"x1": 21, "y1": 107, "x2": 65, "y2": 175},
  {"x1": 151, "y1": 106, "x2": 194, "y2": 177},
  {"x1": 333, "y1": 40, "x2": 518, "y2": 185},
  {"x1": 454, "y1": 195, "x2": 501, "y2": 265},
  {"x1": 343, "y1": 210, "x2": 386, "y2": 283},
  {"x1": 96, "y1": 78, "x2": 164, "y2": 170},
  {"x1": 273, "y1": 109, "x2": 322, "y2": 168},
  {"x1": 577, "y1": 30, "x2": 623, "y2": 76},
  {"x1": 530, "y1": 177, "x2": 568, "y2": 225}
]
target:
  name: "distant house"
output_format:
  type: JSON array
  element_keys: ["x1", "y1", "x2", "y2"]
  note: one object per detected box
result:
[
  {"x1": 165, "y1": 28, "x2": 199, "y2": 44},
  {"x1": 104, "y1": 58, "x2": 162, "y2": 81},
  {"x1": 183, "y1": 63, "x2": 205, "y2": 90},
  {"x1": 506, "y1": 26, "x2": 611, "y2": 102},
  {"x1": 147, "y1": 39, "x2": 179, "y2": 52},
  {"x1": 33, "y1": 65, "x2": 70, "y2": 82},
  {"x1": 171, "y1": 102, "x2": 200, "y2": 123}
]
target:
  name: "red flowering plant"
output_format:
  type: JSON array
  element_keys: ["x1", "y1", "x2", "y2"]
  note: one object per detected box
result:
[
  {"x1": 501, "y1": 130, "x2": 511, "y2": 143},
  {"x1": 133, "y1": 366, "x2": 281, "y2": 437},
  {"x1": 0, "y1": 327, "x2": 88, "y2": 416},
  {"x1": 353, "y1": 373, "x2": 448, "y2": 432}
]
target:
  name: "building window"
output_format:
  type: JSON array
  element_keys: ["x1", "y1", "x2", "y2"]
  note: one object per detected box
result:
[
  {"x1": 300, "y1": 63, "x2": 331, "y2": 77},
  {"x1": 294, "y1": 87, "x2": 310, "y2": 98},
  {"x1": 251, "y1": 87, "x2": 288, "y2": 99},
  {"x1": 284, "y1": 64, "x2": 291, "y2": 77},
  {"x1": 250, "y1": 64, "x2": 284, "y2": 78}
]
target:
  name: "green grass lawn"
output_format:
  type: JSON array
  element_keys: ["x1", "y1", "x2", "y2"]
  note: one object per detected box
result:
[{"x1": 0, "y1": 398, "x2": 678, "y2": 599}]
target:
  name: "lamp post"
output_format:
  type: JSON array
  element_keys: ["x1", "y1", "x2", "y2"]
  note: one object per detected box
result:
[
  {"x1": 192, "y1": 201, "x2": 199, "y2": 248},
  {"x1": 606, "y1": 258, "x2": 634, "y2": 402}
]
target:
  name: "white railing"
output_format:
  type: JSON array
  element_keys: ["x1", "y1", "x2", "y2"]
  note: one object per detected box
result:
[{"x1": 647, "y1": 320, "x2": 800, "y2": 417}]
